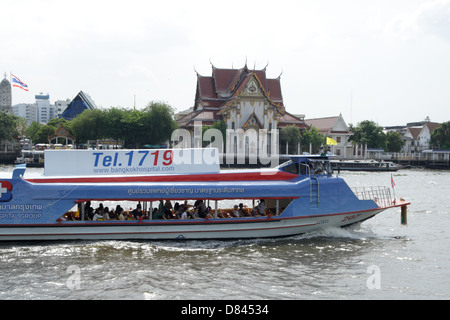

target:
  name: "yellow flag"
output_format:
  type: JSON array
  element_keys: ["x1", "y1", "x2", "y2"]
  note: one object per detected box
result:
[{"x1": 326, "y1": 137, "x2": 337, "y2": 145}]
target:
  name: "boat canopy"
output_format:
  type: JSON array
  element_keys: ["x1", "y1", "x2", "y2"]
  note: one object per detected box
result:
[{"x1": 278, "y1": 155, "x2": 333, "y2": 176}]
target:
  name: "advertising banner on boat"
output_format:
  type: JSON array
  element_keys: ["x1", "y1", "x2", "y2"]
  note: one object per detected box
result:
[{"x1": 44, "y1": 148, "x2": 220, "y2": 176}]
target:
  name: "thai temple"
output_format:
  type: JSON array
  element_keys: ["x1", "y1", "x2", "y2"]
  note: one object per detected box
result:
[
  {"x1": 176, "y1": 63, "x2": 308, "y2": 157},
  {"x1": 177, "y1": 63, "x2": 307, "y2": 131}
]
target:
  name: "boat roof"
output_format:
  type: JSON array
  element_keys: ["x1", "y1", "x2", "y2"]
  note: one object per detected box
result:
[{"x1": 281, "y1": 154, "x2": 333, "y2": 161}]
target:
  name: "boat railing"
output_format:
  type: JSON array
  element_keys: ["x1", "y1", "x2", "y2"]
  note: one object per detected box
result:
[{"x1": 352, "y1": 186, "x2": 393, "y2": 208}]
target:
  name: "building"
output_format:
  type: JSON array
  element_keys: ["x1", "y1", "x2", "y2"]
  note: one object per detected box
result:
[
  {"x1": 305, "y1": 114, "x2": 353, "y2": 157},
  {"x1": 403, "y1": 121, "x2": 440, "y2": 153},
  {"x1": 12, "y1": 93, "x2": 58, "y2": 124},
  {"x1": 0, "y1": 75, "x2": 12, "y2": 113},
  {"x1": 61, "y1": 91, "x2": 97, "y2": 120},
  {"x1": 176, "y1": 63, "x2": 307, "y2": 155},
  {"x1": 12, "y1": 103, "x2": 37, "y2": 124},
  {"x1": 35, "y1": 93, "x2": 57, "y2": 123},
  {"x1": 55, "y1": 99, "x2": 71, "y2": 117}
]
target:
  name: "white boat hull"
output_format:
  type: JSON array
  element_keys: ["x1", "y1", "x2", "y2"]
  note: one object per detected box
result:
[{"x1": 0, "y1": 209, "x2": 383, "y2": 241}]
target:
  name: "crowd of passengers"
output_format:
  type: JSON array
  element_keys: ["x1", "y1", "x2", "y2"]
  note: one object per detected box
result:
[{"x1": 62, "y1": 199, "x2": 267, "y2": 221}]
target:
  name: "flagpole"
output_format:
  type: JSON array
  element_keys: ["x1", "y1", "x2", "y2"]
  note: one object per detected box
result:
[{"x1": 391, "y1": 174, "x2": 396, "y2": 204}]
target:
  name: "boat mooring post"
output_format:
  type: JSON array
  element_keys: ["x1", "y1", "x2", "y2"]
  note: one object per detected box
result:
[{"x1": 401, "y1": 205, "x2": 407, "y2": 225}]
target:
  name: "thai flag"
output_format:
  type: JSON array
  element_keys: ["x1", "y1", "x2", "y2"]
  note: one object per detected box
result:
[
  {"x1": 391, "y1": 174, "x2": 396, "y2": 188},
  {"x1": 11, "y1": 73, "x2": 29, "y2": 91}
]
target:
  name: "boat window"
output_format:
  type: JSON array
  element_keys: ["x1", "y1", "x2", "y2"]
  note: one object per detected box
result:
[
  {"x1": 308, "y1": 159, "x2": 332, "y2": 175},
  {"x1": 299, "y1": 163, "x2": 308, "y2": 175},
  {"x1": 58, "y1": 197, "x2": 295, "y2": 222},
  {"x1": 280, "y1": 161, "x2": 299, "y2": 174}
]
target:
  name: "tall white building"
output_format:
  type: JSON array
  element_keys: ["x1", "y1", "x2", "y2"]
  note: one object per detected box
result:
[
  {"x1": 35, "y1": 93, "x2": 57, "y2": 123},
  {"x1": 0, "y1": 75, "x2": 12, "y2": 113}
]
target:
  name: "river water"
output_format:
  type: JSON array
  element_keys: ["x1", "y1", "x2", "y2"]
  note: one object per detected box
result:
[{"x1": 0, "y1": 166, "x2": 449, "y2": 300}]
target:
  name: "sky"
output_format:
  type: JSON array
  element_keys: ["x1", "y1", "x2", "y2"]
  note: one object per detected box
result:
[{"x1": 1, "y1": 0, "x2": 450, "y2": 127}]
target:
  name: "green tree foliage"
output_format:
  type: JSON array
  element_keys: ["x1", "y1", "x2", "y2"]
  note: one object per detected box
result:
[
  {"x1": 70, "y1": 109, "x2": 106, "y2": 143},
  {"x1": 386, "y1": 131, "x2": 405, "y2": 152},
  {"x1": 25, "y1": 122, "x2": 44, "y2": 142},
  {"x1": 430, "y1": 121, "x2": 450, "y2": 149},
  {"x1": 301, "y1": 127, "x2": 325, "y2": 154},
  {"x1": 141, "y1": 101, "x2": 178, "y2": 146},
  {"x1": 280, "y1": 125, "x2": 301, "y2": 154},
  {"x1": 29, "y1": 118, "x2": 73, "y2": 143},
  {"x1": 68, "y1": 101, "x2": 177, "y2": 148},
  {"x1": 350, "y1": 120, "x2": 387, "y2": 149},
  {"x1": 0, "y1": 111, "x2": 21, "y2": 143}
]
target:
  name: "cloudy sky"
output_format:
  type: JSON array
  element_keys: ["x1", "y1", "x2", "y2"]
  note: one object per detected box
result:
[{"x1": 2, "y1": 0, "x2": 450, "y2": 126}]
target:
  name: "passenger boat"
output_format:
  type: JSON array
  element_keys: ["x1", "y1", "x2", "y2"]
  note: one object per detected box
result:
[
  {"x1": 14, "y1": 150, "x2": 45, "y2": 168},
  {"x1": 331, "y1": 159, "x2": 401, "y2": 172},
  {"x1": 0, "y1": 149, "x2": 409, "y2": 241}
]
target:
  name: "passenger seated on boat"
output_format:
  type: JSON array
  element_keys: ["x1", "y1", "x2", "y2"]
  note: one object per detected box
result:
[
  {"x1": 231, "y1": 205, "x2": 240, "y2": 217},
  {"x1": 196, "y1": 200, "x2": 208, "y2": 218},
  {"x1": 164, "y1": 200, "x2": 173, "y2": 213},
  {"x1": 219, "y1": 209, "x2": 231, "y2": 218},
  {"x1": 113, "y1": 205, "x2": 124, "y2": 220},
  {"x1": 132, "y1": 204, "x2": 143, "y2": 219},
  {"x1": 157, "y1": 200, "x2": 166, "y2": 217},
  {"x1": 152, "y1": 207, "x2": 164, "y2": 219},
  {"x1": 239, "y1": 203, "x2": 251, "y2": 217},
  {"x1": 190, "y1": 207, "x2": 200, "y2": 219},
  {"x1": 63, "y1": 211, "x2": 76, "y2": 221},
  {"x1": 85, "y1": 201, "x2": 94, "y2": 220},
  {"x1": 93, "y1": 211, "x2": 103, "y2": 221},
  {"x1": 103, "y1": 207, "x2": 110, "y2": 220},
  {"x1": 164, "y1": 210, "x2": 177, "y2": 219},
  {"x1": 257, "y1": 199, "x2": 266, "y2": 216},
  {"x1": 173, "y1": 202, "x2": 182, "y2": 218},
  {"x1": 180, "y1": 208, "x2": 189, "y2": 219},
  {"x1": 95, "y1": 203, "x2": 105, "y2": 216},
  {"x1": 205, "y1": 206, "x2": 214, "y2": 219},
  {"x1": 108, "y1": 208, "x2": 117, "y2": 220}
]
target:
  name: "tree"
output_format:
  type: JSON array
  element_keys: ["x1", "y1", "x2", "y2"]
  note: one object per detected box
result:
[
  {"x1": 121, "y1": 109, "x2": 145, "y2": 148},
  {"x1": 280, "y1": 125, "x2": 301, "y2": 154},
  {"x1": 26, "y1": 122, "x2": 44, "y2": 142},
  {"x1": 430, "y1": 121, "x2": 450, "y2": 149},
  {"x1": 0, "y1": 111, "x2": 20, "y2": 144},
  {"x1": 70, "y1": 109, "x2": 106, "y2": 143},
  {"x1": 350, "y1": 120, "x2": 387, "y2": 149},
  {"x1": 33, "y1": 125, "x2": 57, "y2": 144},
  {"x1": 301, "y1": 127, "x2": 325, "y2": 154},
  {"x1": 141, "y1": 101, "x2": 177, "y2": 146},
  {"x1": 103, "y1": 107, "x2": 128, "y2": 141},
  {"x1": 68, "y1": 101, "x2": 177, "y2": 148},
  {"x1": 386, "y1": 131, "x2": 405, "y2": 152}
]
